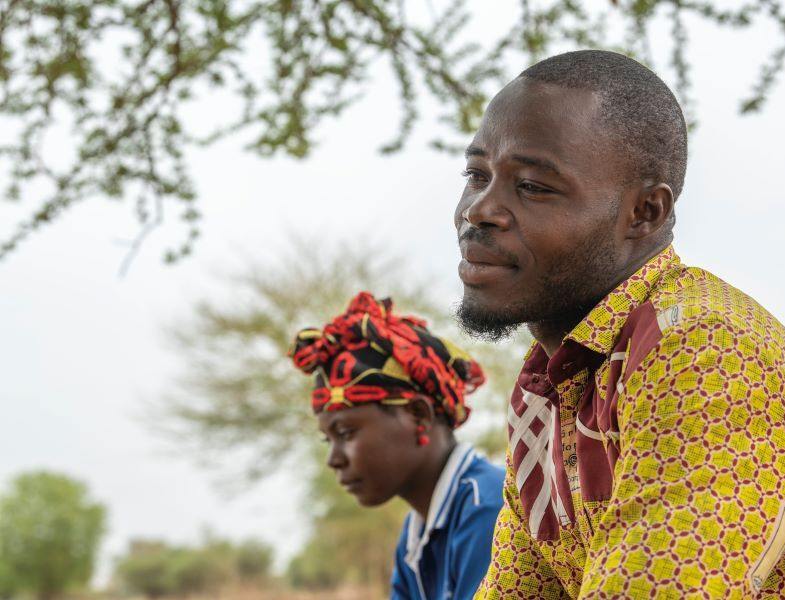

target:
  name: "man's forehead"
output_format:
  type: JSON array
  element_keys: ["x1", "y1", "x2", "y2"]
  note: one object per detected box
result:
[
  {"x1": 492, "y1": 77, "x2": 601, "y2": 112},
  {"x1": 471, "y1": 79, "x2": 606, "y2": 162}
]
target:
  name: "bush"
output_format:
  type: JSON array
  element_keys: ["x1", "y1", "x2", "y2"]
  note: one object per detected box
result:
[
  {"x1": 114, "y1": 537, "x2": 274, "y2": 598},
  {"x1": 170, "y1": 544, "x2": 233, "y2": 595},
  {"x1": 0, "y1": 471, "x2": 106, "y2": 600},
  {"x1": 115, "y1": 542, "x2": 177, "y2": 598},
  {"x1": 235, "y1": 541, "x2": 273, "y2": 582}
]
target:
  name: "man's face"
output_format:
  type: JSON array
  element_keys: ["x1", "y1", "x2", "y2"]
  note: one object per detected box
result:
[
  {"x1": 317, "y1": 404, "x2": 421, "y2": 507},
  {"x1": 455, "y1": 78, "x2": 630, "y2": 339}
]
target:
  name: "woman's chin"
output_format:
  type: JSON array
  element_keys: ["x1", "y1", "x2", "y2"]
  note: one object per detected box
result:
[{"x1": 353, "y1": 490, "x2": 392, "y2": 508}]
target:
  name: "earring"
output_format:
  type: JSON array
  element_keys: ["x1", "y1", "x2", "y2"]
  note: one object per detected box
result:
[{"x1": 416, "y1": 425, "x2": 430, "y2": 446}]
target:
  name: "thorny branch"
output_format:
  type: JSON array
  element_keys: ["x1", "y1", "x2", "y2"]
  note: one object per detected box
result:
[{"x1": 0, "y1": 0, "x2": 782, "y2": 270}]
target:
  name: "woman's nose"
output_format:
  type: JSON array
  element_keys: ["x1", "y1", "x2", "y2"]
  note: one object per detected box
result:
[{"x1": 326, "y1": 442, "x2": 347, "y2": 470}]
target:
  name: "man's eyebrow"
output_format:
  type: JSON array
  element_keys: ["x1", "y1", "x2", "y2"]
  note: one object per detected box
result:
[
  {"x1": 464, "y1": 145, "x2": 486, "y2": 158},
  {"x1": 464, "y1": 145, "x2": 562, "y2": 176},
  {"x1": 511, "y1": 154, "x2": 562, "y2": 176}
]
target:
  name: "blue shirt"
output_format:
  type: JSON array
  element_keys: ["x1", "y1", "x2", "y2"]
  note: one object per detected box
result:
[{"x1": 390, "y1": 443, "x2": 504, "y2": 600}]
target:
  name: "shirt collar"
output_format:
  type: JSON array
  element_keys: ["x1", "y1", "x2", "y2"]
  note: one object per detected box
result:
[
  {"x1": 565, "y1": 245, "x2": 680, "y2": 355},
  {"x1": 519, "y1": 246, "x2": 680, "y2": 387},
  {"x1": 404, "y1": 442, "x2": 475, "y2": 570}
]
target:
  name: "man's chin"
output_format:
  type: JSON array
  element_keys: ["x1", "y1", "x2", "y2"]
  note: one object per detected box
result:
[{"x1": 456, "y1": 294, "x2": 526, "y2": 342}]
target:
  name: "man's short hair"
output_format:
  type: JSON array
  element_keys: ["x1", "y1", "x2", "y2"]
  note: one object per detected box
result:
[{"x1": 521, "y1": 50, "x2": 688, "y2": 200}]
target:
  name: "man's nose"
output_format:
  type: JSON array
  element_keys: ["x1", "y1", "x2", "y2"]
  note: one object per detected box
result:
[{"x1": 461, "y1": 183, "x2": 513, "y2": 230}]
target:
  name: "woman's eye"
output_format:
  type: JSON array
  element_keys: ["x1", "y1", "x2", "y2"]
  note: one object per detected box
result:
[{"x1": 336, "y1": 428, "x2": 354, "y2": 440}]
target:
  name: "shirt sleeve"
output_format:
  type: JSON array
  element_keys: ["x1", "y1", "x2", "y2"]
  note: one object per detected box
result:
[
  {"x1": 581, "y1": 317, "x2": 785, "y2": 598},
  {"x1": 474, "y1": 450, "x2": 570, "y2": 599}
]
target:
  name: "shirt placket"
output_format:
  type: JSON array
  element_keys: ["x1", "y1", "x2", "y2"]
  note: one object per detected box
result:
[{"x1": 554, "y1": 369, "x2": 590, "y2": 514}]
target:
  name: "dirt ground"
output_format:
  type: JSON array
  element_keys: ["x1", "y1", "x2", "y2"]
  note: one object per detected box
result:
[
  {"x1": 257, "y1": 587, "x2": 384, "y2": 600},
  {"x1": 91, "y1": 585, "x2": 385, "y2": 600}
]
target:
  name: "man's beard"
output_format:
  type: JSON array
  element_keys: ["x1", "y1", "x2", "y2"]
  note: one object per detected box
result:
[
  {"x1": 455, "y1": 297, "x2": 527, "y2": 342},
  {"x1": 456, "y1": 224, "x2": 619, "y2": 343}
]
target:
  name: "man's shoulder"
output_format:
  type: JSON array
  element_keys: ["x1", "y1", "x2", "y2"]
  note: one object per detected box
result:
[
  {"x1": 643, "y1": 263, "x2": 785, "y2": 345},
  {"x1": 617, "y1": 263, "x2": 785, "y2": 380}
]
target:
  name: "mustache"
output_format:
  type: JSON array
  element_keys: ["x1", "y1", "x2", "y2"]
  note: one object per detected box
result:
[{"x1": 458, "y1": 227, "x2": 519, "y2": 267}]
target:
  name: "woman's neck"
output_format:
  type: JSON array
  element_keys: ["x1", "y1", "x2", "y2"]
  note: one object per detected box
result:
[{"x1": 401, "y1": 437, "x2": 457, "y2": 519}]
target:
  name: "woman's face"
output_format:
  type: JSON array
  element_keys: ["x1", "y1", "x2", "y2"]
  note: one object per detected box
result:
[{"x1": 317, "y1": 404, "x2": 424, "y2": 507}]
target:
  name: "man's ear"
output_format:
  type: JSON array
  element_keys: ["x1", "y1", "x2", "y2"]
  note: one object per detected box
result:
[
  {"x1": 626, "y1": 183, "x2": 674, "y2": 240},
  {"x1": 405, "y1": 396, "x2": 436, "y2": 432}
]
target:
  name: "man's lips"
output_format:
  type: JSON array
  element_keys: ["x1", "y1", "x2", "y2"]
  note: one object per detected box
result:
[
  {"x1": 459, "y1": 241, "x2": 517, "y2": 286},
  {"x1": 461, "y1": 241, "x2": 515, "y2": 266}
]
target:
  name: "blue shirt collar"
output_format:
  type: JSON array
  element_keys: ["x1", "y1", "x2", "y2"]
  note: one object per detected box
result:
[{"x1": 404, "y1": 442, "x2": 475, "y2": 570}]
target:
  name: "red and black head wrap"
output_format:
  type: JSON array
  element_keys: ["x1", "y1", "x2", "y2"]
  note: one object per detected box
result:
[{"x1": 289, "y1": 292, "x2": 485, "y2": 428}]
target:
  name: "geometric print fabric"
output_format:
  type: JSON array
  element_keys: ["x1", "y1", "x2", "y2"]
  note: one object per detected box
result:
[
  {"x1": 475, "y1": 246, "x2": 785, "y2": 599},
  {"x1": 290, "y1": 291, "x2": 485, "y2": 428}
]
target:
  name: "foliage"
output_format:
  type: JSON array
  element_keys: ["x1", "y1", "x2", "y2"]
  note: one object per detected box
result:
[
  {"x1": 1, "y1": 0, "x2": 784, "y2": 264},
  {"x1": 0, "y1": 471, "x2": 106, "y2": 600},
  {"x1": 168, "y1": 540, "x2": 234, "y2": 595},
  {"x1": 114, "y1": 541, "x2": 176, "y2": 598},
  {"x1": 114, "y1": 535, "x2": 273, "y2": 597},
  {"x1": 0, "y1": 560, "x2": 15, "y2": 600},
  {"x1": 235, "y1": 540, "x2": 274, "y2": 582}
]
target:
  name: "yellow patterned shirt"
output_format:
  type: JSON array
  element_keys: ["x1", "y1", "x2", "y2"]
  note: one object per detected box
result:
[{"x1": 475, "y1": 246, "x2": 785, "y2": 599}]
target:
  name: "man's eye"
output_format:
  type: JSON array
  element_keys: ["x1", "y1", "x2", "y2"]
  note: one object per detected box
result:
[
  {"x1": 518, "y1": 181, "x2": 551, "y2": 194},
  {"x1": 461, "y1": 169, "x2": 486, "y2": 183}
]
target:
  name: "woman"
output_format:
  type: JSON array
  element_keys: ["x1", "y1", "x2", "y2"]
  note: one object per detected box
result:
[{"x1": 290, "y1": 292, "x2": 504, "y2": 600}]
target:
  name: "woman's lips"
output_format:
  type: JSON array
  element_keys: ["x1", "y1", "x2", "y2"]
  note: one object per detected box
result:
[
  {"x1": 340, "y1": 479, "x2": 363, "y2": 493},
  {"x1": 458, "y1": 259, "x2": 517, "y2": 286}
]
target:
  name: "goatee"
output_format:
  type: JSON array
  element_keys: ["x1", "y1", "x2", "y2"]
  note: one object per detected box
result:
[{"x1": 455, "y1": 297, "x2": 525, "y2": 342}]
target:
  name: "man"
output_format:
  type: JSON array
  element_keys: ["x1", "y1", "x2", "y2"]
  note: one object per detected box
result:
[
  {"x1": 455, "y1": 50, "x2": 785, "y2": 598},
  {"x1": 290, "y1": 291, "x2": 504, "y2": 599}
]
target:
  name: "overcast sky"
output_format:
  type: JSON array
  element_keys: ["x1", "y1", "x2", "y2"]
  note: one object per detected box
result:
[{"x1": 1, "y1": 2, "x2": 784, "y2": 585}]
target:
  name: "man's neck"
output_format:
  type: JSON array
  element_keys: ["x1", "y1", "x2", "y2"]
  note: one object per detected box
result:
[
  {"x1": 527, "y1": 316, "x2": 583, "y2": 358},
  {"x1": 527, "y1": 245, "x2": 669, "y2": 358}
]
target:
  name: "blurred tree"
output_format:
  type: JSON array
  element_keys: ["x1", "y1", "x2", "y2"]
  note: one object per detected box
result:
[
  {"x1": 1, "y1": 0, "x2": 783, "y2": 265},
  {"x1": 0, "y1": 471, "x2": 106, "y2": 600},
  {"x1": 155, "y1": 238, "x2": 527, "y2": 486}
]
